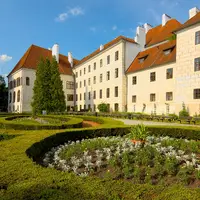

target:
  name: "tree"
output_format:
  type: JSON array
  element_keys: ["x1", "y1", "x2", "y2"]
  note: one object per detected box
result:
[
  {"x1": 97, "y1": 103, "x2": 109, "y2": 112},
  {"x1": 32, "y1": 57, "x2": 66, "y2": 114},
  {"x1": 0, "y1": 75, "x2": 8, "y2": 112}
]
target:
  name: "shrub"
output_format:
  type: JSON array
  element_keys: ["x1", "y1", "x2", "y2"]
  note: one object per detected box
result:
[
  {"x1": 129, "y1": 124, "x2": 149, "y2": 140},
  {"x1": 179, "y1": 102, "x2": 190, "y2": 117},
  {"x1": 98, "y1": 103, "x2": 109, "y2": 113}
]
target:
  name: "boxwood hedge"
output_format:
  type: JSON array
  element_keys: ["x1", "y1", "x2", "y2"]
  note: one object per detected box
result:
[{"x1": 1, "y1": 117, "x2": 200, "y2": 200}]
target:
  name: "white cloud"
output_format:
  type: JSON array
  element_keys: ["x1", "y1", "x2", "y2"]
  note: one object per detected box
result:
[
  {"x1": 68, "y1": 7, "x2": 84, "y2": 16},
  {"x1": 112, "y1": 25, "x2": 117, "y2": 31},
  {"x1": 0, "y1": 54, "x2": 12, "y2": 63},
  {"x1": 55, "y1": 13, "x2": 68, "y2": 22},
  {"x1": 90, "y1": 27, "x2": 96, "y2": 32},
  {"x1": 55, "y1": 6, "x2": 84, "y2": 22}
]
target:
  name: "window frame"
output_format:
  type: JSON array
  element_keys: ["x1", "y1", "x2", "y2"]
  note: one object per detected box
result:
[
  {"x1": 194, "y1": 88, "x2": 200, "y2": 99},
  {"x1": 132, "y1": 95, "x2": 136, "y2": 103},
  {"x1": 166, "y1": 92, "x2": 173, "y2": 101},
  {"x1": 150, "y1": 93, "x2": 156, "y2": 102},
  {"x1": 195, "y1": 31, "x2": 200, "y2": 45},
  {"x1": 132, "y1": 76, "x2": 137, "y2": 85},
  {"x1": 194, "y1": 57, "x2": 200, "y2": 72},
  {"x1": 150, "y1": 72, "x2": 156, "y2": 82},
  {"x1": 166, "y1": 68, "x2": 173, "y2": 79}
]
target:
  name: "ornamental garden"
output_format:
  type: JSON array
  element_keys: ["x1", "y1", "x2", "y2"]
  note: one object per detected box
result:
[{"x1": 1, "y1": 114, "x2": 200, "y2": 200}]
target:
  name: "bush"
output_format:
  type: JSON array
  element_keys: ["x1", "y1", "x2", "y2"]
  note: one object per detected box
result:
[{"x1": 98, "y1": 103, "x2": 109, "y2": 112}]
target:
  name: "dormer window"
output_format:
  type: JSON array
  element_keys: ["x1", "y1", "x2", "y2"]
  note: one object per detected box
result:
[
  {"x1": 163, "y1": 47, "x2": 174, "y2": 55},
  {"x1": 138, "y1": 55, "x2": 148, "y2": 63}
]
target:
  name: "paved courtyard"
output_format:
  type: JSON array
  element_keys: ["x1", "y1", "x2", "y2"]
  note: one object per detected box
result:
[{"x1": 117, "y1": 118, "x2": 200, "y2": 127}]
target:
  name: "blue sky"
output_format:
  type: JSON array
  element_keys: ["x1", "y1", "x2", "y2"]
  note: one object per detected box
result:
[{"x1": 0, "y1": 0, "x2": 199, "y2": 78}]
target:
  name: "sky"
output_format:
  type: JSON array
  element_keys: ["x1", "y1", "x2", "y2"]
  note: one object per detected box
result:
[{"x1": 0, "y1": 0, "x2": 199, "y2": 78}]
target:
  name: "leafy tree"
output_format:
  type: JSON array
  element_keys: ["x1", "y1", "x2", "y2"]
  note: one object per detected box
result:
[
  {"x1": 98, "y1": 103, "x2": 108, "y2": 112},
  {"x1": 0, "y1": 75, "x2": 8, "y2": 112},
  {"x1": 32, "y1": 57, "x2": 66, "y2": 114},
  {"x1": 179, "y1": 102, "x2": 190, "y2": 117}
]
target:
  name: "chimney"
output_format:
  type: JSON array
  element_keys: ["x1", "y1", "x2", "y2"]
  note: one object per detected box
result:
[
  {"x1": 100, "y1": 44, "x2": 104, "y2": 51},
  {"x1": 144, "y1": 23, "x2": 153, "y2": 33},
  {"x1": 134, "y1": 26, "x2": 146, "y2": 50},
  {"x1": 189, "y1": 7, "x2": 199, "y2": 19},
  {"x1": 52, "y1": 43, "x2": 59, "y2": 63},
  {"x1": 68, "y1": 52, "x2": 73, "y2": 67},
  {"x1": 162, "y1": 14, "x2": 171, "y2": 26}
]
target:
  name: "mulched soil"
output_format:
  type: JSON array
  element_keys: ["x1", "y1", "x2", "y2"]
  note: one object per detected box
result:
[{"x1": 82, "y1": 121, "x2": 101, "y2": 127}]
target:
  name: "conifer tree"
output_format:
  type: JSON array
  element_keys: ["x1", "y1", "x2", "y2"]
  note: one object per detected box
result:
[
  {"x1": 50, "y1": 57, "x2": 66, "y2": 112},
  {"x1": 32, "y1": 57, "x2": 66, "y2": 114}
]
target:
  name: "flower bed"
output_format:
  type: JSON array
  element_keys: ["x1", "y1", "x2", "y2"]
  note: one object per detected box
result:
[{"x1": 43, "y1": 134, "x2": 200, "y2": 186}]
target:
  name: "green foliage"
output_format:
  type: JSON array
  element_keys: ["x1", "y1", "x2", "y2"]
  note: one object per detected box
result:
[
  {"x1": 164, "y1": 157, "x2": 179, "y2": 175},
  {"x1": 168, "y1": 113, "x2": 179, "y2": 120},
  {"x1": 179, "y1": 102, "x2": 190, "y2": 117},
  {"x1": 0, "y1": 75, "x2": 8, "y2": 112},
  {"x1": 168, "y1": 34, "x2": 177, "y2": 41},
  {"x1": 32, "y1": 57, "x2": 66, "y2": 114},
  {"x1": 129, "y1": 124, "x2": 149, "y2": 140},
  {"x1": 98, "y1": 103, "x2": 109, "y2": 112}
]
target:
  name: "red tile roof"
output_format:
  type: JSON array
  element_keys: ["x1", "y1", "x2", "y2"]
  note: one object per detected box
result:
[
  {"x1": 8, "y1": 45, "x2": 79, "y2": 76},
  {"x1": 175, "y1": 12, "x2": 200, "y2": 32},
  {"x1": 126, "y1": 40, "x2": 176, "y2": 74},
  {"x1": 146, "y1": 19, "x2": 181, "y2": 47},
  {"x1": 75, "y1": 36, "x2": 137, "y2": 66}
]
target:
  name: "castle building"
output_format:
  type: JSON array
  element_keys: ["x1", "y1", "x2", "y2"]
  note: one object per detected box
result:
[{"x1": 7, "y1": 7, "x2": 200, "y2": 116}]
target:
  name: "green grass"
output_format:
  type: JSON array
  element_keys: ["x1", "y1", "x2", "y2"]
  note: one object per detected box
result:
[{"x1": 1, "y1": 116, "x2": 200, "y2": 199}]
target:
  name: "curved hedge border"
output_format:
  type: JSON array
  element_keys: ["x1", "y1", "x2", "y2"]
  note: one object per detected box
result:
[
  {"x1": 0, "y1": 115, "x2": 83, "y2": 130},
  {"x1": 1, "y1": 119, "x2": 200, "y2": 199}
]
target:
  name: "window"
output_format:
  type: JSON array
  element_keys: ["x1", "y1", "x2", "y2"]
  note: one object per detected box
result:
[
  {"x1": 76, "y1": 94, "x2": 78, "y2": 101},
  {"x1": 76, "y1": 82, "x2": 78, "y2": 89},
  {"x1": 84, "y1": 105, "x2": 86, "y2": 109},
  {"x1": 100, "y1": 59, "x2": 103, "y2": 67},
  {"x1": 67, "y1": 94, "x2": 74, "y2": 101},
  {"x1": 132, "y1": 76, "x2": 137, "y2": 85},
  {"x1": 80, "y1": 70, "x2": 82, "y2": 76},
  {"x1": 99, "y1": 89, "x2": 102, "y2": 99},
  {"x1": 88, "y1": 65, "x2": 91, "y2": 72},
  {"x1": 115, "y1": 51, "x2": 119, "y2": 61},
  {"x1": 17, "y1": 90, "x2": 20, "y2": 102},
  {"x1": 88, "y1": 92, "x2": 91, "y2": 100},
  {"x1": 163, "y1": 49, "x2": 172, "y2": 55},
  {"x1": 80, "y1": 105, "x2": 82, "y2": 111},
  {"x1": 88, "y1": 78, "x2": 91, "y2": 86},
  {"x1": 93, "y1": 104, "x2": 96, "y2": 112},
  {"x1": 93, "y1": 76, "x2": 96, "y2": 84},
  {"x1": 76, "y1": 72, "x2": 78, "y2": 78},
  {"x1": 26, "y1": 77, "x2": 30, "y2": 86},
  {"x1": 132, "y1": 95, "x2": 136, "y2": 103},
  {"x1": 166, "y1": 68, "x2": 173, "y2": 79},
  {"x1": 107, "y1": 104, "x2": 110, "y2": 112},
  {"x1": 115, "y1": 86, "x2": 118, "y2": 97},
  {"x1": 84, "y1": 92, "x2": 86, "y2": 100},
  {"x1": 13, "y1": 80, "x2": 16, "y2": 88},
  {"x1": 9, "y1": 92, "x2": 12, "y2": 103},
  {"x1": 166, "y1": 92, "x2": 173, "y2": 101},
  {"x1": 194, "y1": 58, "x2": 200, "y2": 71},
  {"x1": 80, "y1": 81, "x2": 82, "y2": 88},
  {"x1": 150, "y1": 93, "x2": 156, "y2": 102},
  {"x1": 107, "y1": 55, "x2": 110, "y2": 64},
  {"x1": 84, "y1": 80, "x2": 86, "y2": 87},
  {"x1": 114, "y1": 103, "x2": 119, "y2": 112},
  {"x1": 115, "y1": 68, "x2": 119, "y2": 78},
  {"x1": 17, "y1": 78, "x2": 20, "y2": 86},
  {"x1": 138, "y1": 56, "x2": 147, "y2": 63},
  {"x1": 107, "y1": 71, "x2": 110, "y2": 81},
  {"x1": 100, "y1": 74, "x2": 103, "y2": 82},
  {"x1": 106, "y1": 88, "x2": 110, "y2": 98},
  {"x1": 88, "y1": 104, "x2": 91, "y2": 110},
  {"x1": 93, "y1": 91, "x2": 96, "y2": 99},
  {"x1": 94, "y1": 62, "x2": 96, "y2": 70},
  {"x1": 195, "y1": 31, "x2": 200, "y2": 45},
  {"x1": 20, "y1": 77, "x2": 22, "y2": 86},
  {"x1": 10, "y1": 81, "x2": 13, "y2": 89},
  {"x1": 13, "y1": 91, "x2": 16, "y2": 103},
  {"x1": 194, "y1": 89, "x2": 200, "y2": 99},
  {"x1": 84, "y1": 68, "x2": 86, "y2": 74},
  {"x1": 66, "y1": 81, "x2": 74, "y2": 89},
  {"x1": 150, "y1": 72, "x2": 156, "y2": 82},
  {"x1": 80, "y1": 93, "x2": 82, "y2": 100}
]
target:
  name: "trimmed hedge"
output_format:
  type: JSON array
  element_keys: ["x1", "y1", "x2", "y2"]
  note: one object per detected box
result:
[
  {"x1": 0, "y1": 115, "x2": 83, "y2": 130},
  {"x1": 0, "y1": 133, "x2": 16, "y2": 141},
  {"x1": 1, "y1": 118, "x2": 200, "y2": 200}
]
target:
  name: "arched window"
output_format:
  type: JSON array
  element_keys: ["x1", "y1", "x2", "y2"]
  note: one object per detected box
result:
[
  {"x1": 13, "y1": 92, "x2": 16, "y2": 103},
  {"x1": 17, "y1": 90, "x2": 20, "y2": 102},
  {"x1": 9, "y1": 92, "x2": 12, "y2": 103},
  {"x1": 26, "y1": 77, "x2": 30, "y2": 86}
]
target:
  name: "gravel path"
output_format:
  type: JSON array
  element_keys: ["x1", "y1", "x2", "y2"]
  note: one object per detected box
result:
[{"x1": 117, "y1": 118, "x2": 200, "y2": 127}]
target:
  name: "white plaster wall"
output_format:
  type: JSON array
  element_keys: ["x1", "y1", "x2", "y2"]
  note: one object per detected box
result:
[
  {"x1": 127, "y1": 62, "x2": 176, "y2": 115},
  {"x1": 175, "y1": 23, "x2": 200, "y2": 115}
]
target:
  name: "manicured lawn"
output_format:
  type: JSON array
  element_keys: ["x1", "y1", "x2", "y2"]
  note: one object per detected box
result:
[{"x1": 1, "y1": 116, "x2": 200, "y2": 200}]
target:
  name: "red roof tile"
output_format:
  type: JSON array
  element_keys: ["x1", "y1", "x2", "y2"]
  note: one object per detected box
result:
[
  {"x1": 146, "y1": 19, "x2": 181, "y2": 47},
  {"x1": 8, "y1": 45, "x2": 79, "y2": 76},
  {"x1": 126, "y1": 40, "x2": 176, "y2": 74},
  {"x1": 75, "y1": 35, "x2": 137, "y2": 66}
]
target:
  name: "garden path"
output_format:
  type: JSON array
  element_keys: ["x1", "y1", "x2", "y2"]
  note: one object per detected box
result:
[{"x1": 117, "y1": 119, "x2": 200, "y2": 127}]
